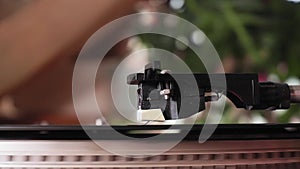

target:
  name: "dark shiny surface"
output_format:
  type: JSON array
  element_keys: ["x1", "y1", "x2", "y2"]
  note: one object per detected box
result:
[{"x1": 0, "y1": 124, "x2": 299, "y2": 140}]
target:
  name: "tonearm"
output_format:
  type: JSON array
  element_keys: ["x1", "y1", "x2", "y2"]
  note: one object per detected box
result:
[{"x1": 127, "y1": 61, "x2": 300, "y2": 120}]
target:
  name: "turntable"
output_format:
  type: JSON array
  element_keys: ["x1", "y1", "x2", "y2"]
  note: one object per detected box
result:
[{"x1": 0, "y1": 62, "x2": 299, "y2": 169}]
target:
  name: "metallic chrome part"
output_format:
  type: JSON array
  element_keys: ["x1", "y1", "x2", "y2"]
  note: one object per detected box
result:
[
  {"x1": 160, "y1": 69, "x2": 171, "y2": 74},
  {"x1": 159, "y1": 89, "x2": 171, "y2": 96},
  {"x1": 160, "y1": 89, "x2": 171, "y2": 100},
  {"x1": 0, "y1": 140, "x2": 299, "y2": 168}
]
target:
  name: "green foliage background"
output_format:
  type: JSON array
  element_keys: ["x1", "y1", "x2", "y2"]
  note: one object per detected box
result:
[{"x1": 139, "y1": 0, "x2": 300, "y2": 123}]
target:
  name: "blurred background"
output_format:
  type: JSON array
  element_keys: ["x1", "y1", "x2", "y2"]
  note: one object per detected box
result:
[{"x1": 0, "y1": 0, "x2": 299, "y2": 125}]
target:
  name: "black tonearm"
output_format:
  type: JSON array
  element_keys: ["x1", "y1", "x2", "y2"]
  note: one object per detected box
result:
[{"x1": 127, "y1": 61, "x2": 300, "y2": 120}]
